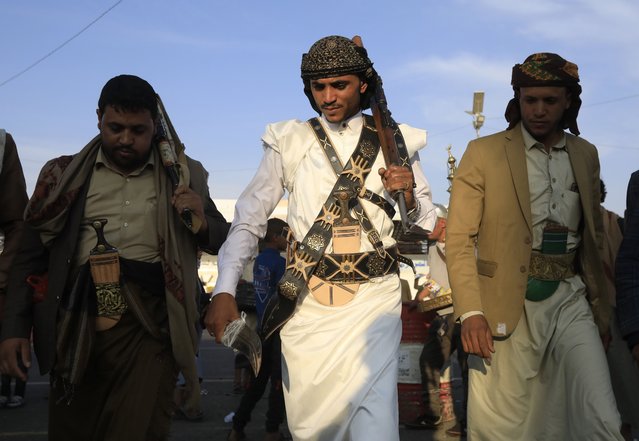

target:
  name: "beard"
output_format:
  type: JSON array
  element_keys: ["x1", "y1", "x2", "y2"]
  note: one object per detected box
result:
[{"x1": 101, "y1": 144, "x2": 151, "y2": 174}]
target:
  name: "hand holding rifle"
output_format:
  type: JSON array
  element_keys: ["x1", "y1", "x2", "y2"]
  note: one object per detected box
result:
[
  {"x1": 352, "y1": 36, "x2": 415, "y2": 231},
  {"x1": 155, "y1": 96, "x2": 194, "y2": 229}
]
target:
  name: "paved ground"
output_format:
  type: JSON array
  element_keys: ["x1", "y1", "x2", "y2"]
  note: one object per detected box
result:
[{"x1": 0, "y1": 335, "x2": 462, "y2": 440}]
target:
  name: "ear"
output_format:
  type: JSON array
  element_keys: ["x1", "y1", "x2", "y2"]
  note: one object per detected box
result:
[
  {"x1": 96, "y1": 109, "x2": 102, "y2": 130},
  {"x1": 359, "y1": 81, "x2": 368, "y2": 94}
]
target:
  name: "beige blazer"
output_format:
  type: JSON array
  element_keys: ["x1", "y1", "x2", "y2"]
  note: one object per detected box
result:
[{"x1": 446, "y1": 123, "x2": 609, "y2": 337}]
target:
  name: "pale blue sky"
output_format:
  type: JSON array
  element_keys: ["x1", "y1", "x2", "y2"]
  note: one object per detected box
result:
[{"x1": 1, "y1": 0, "x2": 638, "y2": 215}]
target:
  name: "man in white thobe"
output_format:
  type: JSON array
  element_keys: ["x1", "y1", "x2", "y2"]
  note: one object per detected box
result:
[{"x1": 205, "y1": 35, "x2": 436, "y2": 441}]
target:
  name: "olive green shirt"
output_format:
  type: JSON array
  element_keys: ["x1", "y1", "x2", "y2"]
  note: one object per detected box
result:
[
  {"x1": 522, "y1": 125, "x2": 581, "y2": 252},
  {"x1": 73, "y1": 147, "x2": 160, "y2": 267}
]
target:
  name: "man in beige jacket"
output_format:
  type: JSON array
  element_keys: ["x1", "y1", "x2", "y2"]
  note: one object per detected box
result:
[{"x1": 446, "y1": 53, "x2": 623, "y2": 440}]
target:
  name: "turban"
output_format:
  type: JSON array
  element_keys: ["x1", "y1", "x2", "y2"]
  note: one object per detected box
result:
[
  {"x1": 301, "y1": 35, "x2": 376, "y2": 113},
  {"x1": 301, "y1": 35, "x2": 372, "y2": 80},
  {"x1": 505, "y1": 53, "x2": 582, "y2": 135}
]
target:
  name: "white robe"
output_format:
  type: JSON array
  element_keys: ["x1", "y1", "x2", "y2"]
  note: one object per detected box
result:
[{"x1": 214, "y1": 112, "x2": 436, "y2": 440}]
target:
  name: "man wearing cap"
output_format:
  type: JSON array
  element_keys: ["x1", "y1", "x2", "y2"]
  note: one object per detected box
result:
[
  {"x1": 205, "y1": 35, "x2": 436, "y2": 440},
  {"x1": 446, "y1": 53, "x2": 623, "y2": 439}
]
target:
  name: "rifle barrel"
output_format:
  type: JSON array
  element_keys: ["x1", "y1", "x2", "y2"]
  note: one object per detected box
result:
[{"x1": 352, "y1": 35, "x2": 410, "y2": 230}]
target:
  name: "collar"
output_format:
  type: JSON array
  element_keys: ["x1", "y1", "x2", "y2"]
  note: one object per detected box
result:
[
  {"x1": 521, "y1": 124, "x2": 567, "y2": 151},
  {"x1": 95, "y1": 144, "x2": 155, "y2": 176},
  {"x1": 320, "y1": 111, "x2": 363, "y2": 134}
]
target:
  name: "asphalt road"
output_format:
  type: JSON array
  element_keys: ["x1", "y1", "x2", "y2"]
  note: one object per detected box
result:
[{"x1": 0, "y1": 335, "x2": 461, "y2": 440}]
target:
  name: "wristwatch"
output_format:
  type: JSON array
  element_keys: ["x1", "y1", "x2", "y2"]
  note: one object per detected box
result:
[{"x1": 406, "y1": 199, "x2": 420, "y2": 223}]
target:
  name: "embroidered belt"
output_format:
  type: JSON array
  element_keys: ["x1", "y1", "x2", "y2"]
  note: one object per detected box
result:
[
  {"x1": 528, "y1": 251, "x2": 576, "y2": 281},
  {"x1": 312, "y1": 246, "x2": 401, "y2": 283}
]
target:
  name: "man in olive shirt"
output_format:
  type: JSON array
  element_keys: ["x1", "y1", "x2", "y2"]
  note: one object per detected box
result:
[{"x1": 0, "y1": 75, "x2": 229, "y2": 440}]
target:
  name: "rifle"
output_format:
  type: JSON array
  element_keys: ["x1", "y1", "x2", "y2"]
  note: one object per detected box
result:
[
  {"x1": 155, "y1": 96, "x2": 193, "y2": 228},
  {"x1": 353, "y1": 36, "x2": 410, "y2": 231}
]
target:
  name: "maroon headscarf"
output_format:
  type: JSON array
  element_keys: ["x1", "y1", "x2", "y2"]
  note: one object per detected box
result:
[{"x1": 505, "y1": 52, "x2": 582, "y2": 135}]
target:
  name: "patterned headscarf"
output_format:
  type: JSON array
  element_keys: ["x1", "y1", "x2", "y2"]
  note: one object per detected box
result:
[
  {"x1": 25, "y1": 96, "x2": 201, "y2": 403},
  {"x1": 301, "y1": 35, "x2": 376, "y2": 113},
  {"x1": 505, "y1": 52, "x2": 582, "y2": 135}
]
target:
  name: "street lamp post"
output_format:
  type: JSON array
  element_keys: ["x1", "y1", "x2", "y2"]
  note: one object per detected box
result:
[{"x1": 465, "y1": 91, "x2": 485, "y2": 138}]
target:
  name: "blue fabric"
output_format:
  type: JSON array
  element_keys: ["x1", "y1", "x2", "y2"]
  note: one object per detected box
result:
[
  {"x1": 615, "y1": 170, "x2": 639, "y2": 349},
  {"x1": 253, "y1": 248, "x2": 285, "y2": 327}
]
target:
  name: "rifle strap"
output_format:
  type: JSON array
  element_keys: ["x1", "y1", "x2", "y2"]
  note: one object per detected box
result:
[
  {"x1": 313, "y1": 115, "x2": 416, "y2": 272},
  {"x1": 310, "y1": 114, "x2": 412, "y2": 221},
  {"x1": 384, "y1": 116, "x2": 412, "y2": 170},
  {"x1": 275, "y1": 116, "x2": 381, "y2": 302},
  {"x1": 313, "y1": 116, "x2": 396, "y2": 220},
  {"x1": 310, "y1": 114, "x2": 413, "y2": 253}
]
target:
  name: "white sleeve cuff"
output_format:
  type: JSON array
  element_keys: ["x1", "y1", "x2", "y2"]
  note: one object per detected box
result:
[{"x1": 460, "y1": 310, "x2": 484, "y2": 322}]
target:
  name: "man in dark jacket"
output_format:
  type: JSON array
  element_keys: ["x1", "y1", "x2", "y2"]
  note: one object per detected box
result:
[
  {"x1": 0, "y1": 129, "x2": 29, "y2": 409},
  {"x1": 616, "y1": 170, "x2": 639, "y2": 364}
]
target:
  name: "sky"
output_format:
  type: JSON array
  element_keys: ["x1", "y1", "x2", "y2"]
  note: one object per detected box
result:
[{"x1": 1, "y1": 0, "x2": 639, "y2": 216}]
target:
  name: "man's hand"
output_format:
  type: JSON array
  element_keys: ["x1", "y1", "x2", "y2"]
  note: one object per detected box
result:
[
  {"x1": 416, "y1": 285, "x2": 435, "y2": 302},
  {"x1": 172, "y1": 185, "x2": 208, "y2": 234},
  {"x1": 0, "y1": 338, "x2": 31, "y2": 381},
  {"x1": 461, "y1": 315, "x2": 495, "y2": 361},
  {"x1": 203, "y1": 293, "x2": 240, "y2": 343},
  {"x1": 378, "y1": 165, "x2": 416, "y2": 209},
  {"x1": 632, "y1": 344, "x2": 639, "y2": 365}
]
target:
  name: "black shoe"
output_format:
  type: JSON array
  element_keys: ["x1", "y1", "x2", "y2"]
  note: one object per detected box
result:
[
  {"x1": 445, "y1": 421, "x2": 467, "y2": 437},
  {"x1": 227, "y1": 428, "x2": 246, "y2": 440},
  {"x1": 404, "y1": 413, "x2": 440, "y2": 430},
  {"x1": 173, "y1": 407, "x2": 204, "y2": 422}
]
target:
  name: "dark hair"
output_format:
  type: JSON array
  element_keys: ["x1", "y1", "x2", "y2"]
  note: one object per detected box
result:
[
  {"x1": 600, "y1": 179, "x2": 607, "y2": 203},
  {"x1": 98, "y1": 74, "x2": 158, "y2": 120},
  {"x1": 265, "y1": 218, "x2": 288, "y2": 242}
]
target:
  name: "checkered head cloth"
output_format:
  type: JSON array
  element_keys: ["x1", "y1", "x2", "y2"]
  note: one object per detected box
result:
[{"x1": 505, "y1": 52, "x2": 582, "y2": 135}]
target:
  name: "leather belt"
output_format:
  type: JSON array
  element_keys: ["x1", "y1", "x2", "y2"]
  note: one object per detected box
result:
[{"x1": 312, "y1": 246, "x2": 401, "y2": 283}]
